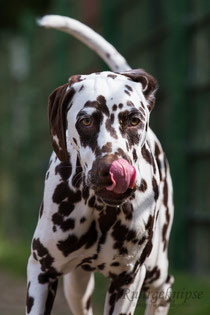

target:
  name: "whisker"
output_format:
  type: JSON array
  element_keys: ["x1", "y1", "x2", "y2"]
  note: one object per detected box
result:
[
  {"x1": 72, "y1": 171, "x2": 84, "y2": 187},
  {"x1": 57, "y1": 165, "x2": 82, "y2": 169}
]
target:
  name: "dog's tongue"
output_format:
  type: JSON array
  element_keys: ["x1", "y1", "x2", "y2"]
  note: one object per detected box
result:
[{"x1": 106, "y1": 159, "x2": 136, "y2": 194}]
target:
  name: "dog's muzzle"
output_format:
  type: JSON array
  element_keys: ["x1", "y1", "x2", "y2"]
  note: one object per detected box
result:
[{"x1": 88, "y1": 156, "x2": 136, "y2": 205}]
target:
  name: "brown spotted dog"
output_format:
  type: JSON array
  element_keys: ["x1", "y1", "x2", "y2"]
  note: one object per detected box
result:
[{"x1": 26, "y1": 15, "x2": 174, "y2": 315}]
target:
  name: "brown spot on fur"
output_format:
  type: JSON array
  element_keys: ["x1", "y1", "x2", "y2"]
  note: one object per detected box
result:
[
  {"x1": 86, "y1": 296, "x2": 92, "y2": 310},
  {"x1": 112, "y1": 104, "x2": 117, "y2": 111},
  {"x1": 132, "y1": 148, "x2": 137, "y2": 162},
  {"x1": 98, "y1": 263, "x2": 105, "y2": 270},
  {"x1": 107, "y1": 74, "x2": 117, "y2": 79},
  {"x1": 39, "y1": 201, "x2": 44, "y2": 218},
  {"x1": 53, "y1": 182, "x2": 81, "y2": 205},
  {"x1": 82, "y1": 264, "x2": 95, "y2": 271},
  {"x1": 79, "y1": 85, "x2": 84, "y2": 92},
  {"x1": 55, "y1": 161, "x2": 72, "y2": 181},
  {"x1": 52, "y1": 213, "x2": 75, "y2": 232},
  {"x1": 139, "y1": 235, "x2": 147, "y2": 245},
  {"x1": 112, "y1": 220, "x2": 129, "y2": 253},
  {"x1": 141, "y1": 144, "x2": 156, "y2": 173},
  {"x1": 122, "y1": 202, "x2": 133, "y2": 220},
  {"x1": 57, "y1": 221, "x2": 98, "y2": 257},
  {"x1": 88, "y1": 196, "x2": 96, "y2": 208},
  {"x1": 152, "y1": 177, "x2": 159, "y2": 201},
  {"x1": 125, "y1": 85, "x2": 133, "y2": 92},
  {"x1": 116, "y1": 148, "x2": 130, "y2": 161},
  {"x1": 80, "y1": 217, "x2": 86, "y2": 223},
  {"x1": 44, "y1": 280, "x2": 58, "y2": 315},
  {"x1": 97, "y1": 95, "x2": 110, "y2": 117},
  {"x1": 127, "y1": 101, "x2": 134, "y2": 107},
  {"x1": 139, "y1": 179, "x2": 147, "y2": 192},
  {"x1": 106, "y1": 118, "x2": 118, "y2": 139},
  {"x1": 155, "y1": 142, "x2": 162, "y2": 181},
  {"x1": 26, "y1": 282, "x2": 34, "y2": 314},
  {"x1": 141, "y1": 144, "x2": 152, "y2": 164},
  {"x1": 32, "y1": 238, "x2": 61, "y2": 282},
  {"x1": 111, "y1": 262, "x2": 120, "y2": 267},
  {"x1": 139, "y1": 215, "x2": 154, "y2": 265},
  {"x1": 162, "y1": 164, "x2": 171, "y2": 251},
  {"x1": 97, "y1": 207, "x2": 119, "y2": 253},
  {"x1": 102, "y1": 142, "x2": 112, "y2": 153},
  {"x1": 125, "y1": 90, "x2": 131, "y2": 96},
  {"x1": 111, "y1": 113, "x2": 114, "y2": 124},
  {"x1": 144, "y1": 266, "x2": 161, "y2": 285},
  {"x1": 162, "y1": 207, "x2": 170, "y2": 251},
  {"x1": 163, "y1": 175, "x2": 168, "y2": 208}
]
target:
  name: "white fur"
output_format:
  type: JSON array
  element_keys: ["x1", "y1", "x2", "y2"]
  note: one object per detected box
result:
[{"x1": 26, "y1": 15, "x2": 174, "y2": 315}]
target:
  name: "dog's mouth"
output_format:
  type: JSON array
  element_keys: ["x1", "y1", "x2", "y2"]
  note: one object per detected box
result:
[
  {"x1": 89, "y1": 158, "x2": 136, "y2": 206},
  {"x1": 95, "y1": 187, "x2": 133, "y2": 206}
]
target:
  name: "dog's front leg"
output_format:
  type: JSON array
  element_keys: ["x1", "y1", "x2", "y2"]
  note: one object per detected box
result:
[
  {"x1": 103, "y1": 265, "x2": 146, "y2": 315},
  {"x1": 26, "y1": 255, "x2": 59, "y2": 315}
]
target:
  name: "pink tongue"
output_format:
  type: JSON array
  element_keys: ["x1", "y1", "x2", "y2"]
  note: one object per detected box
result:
[{"x1": 106, "y1": 159, "x2": 136, "y2": 194}]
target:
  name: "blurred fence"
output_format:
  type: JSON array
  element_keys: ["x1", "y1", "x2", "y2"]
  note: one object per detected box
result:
[{"x1": 0, "y1": 0, "x2": 209, "y2": 274}]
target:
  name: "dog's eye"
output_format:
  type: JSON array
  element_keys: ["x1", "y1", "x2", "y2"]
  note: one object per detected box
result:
[
  {"x1": 130, "y1": 117, "x2": 140, "y2": 126},
  {"x1": 80, "y1": 117, "x2": 92, "y2": 126}
]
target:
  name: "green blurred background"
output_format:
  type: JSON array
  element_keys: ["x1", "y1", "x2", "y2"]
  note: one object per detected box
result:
[{"x1": 0, "y1": 0, "x2": 210, "y2": 314}]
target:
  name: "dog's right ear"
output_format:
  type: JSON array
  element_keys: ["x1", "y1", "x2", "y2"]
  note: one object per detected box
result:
[{"x1": 48, "y1": 83, "x2": 75, "y2": 162}]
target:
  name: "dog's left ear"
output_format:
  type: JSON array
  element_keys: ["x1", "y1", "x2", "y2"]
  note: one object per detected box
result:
[
  {"x1": 48, "y1": 83, "x2": 75, "y2": 162},
  {"x1": 121, "y1": 69, "x2": 158, "y2": 112}
]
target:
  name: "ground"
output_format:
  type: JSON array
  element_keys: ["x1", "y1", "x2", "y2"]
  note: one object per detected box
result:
[
  {"x1": 0, "y1": 270, "x2": 71, "y2": 315},
  {"x1": 1, "y1": 268, "x2": 210, "y2": 315}
]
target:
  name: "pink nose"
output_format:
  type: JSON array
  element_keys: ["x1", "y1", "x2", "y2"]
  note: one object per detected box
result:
[{"x1": 106, "y1": 159, "x2": 136, "y2": 194}]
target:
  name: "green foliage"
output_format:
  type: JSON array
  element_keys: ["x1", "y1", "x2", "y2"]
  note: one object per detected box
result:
[{"x1": 0, "y1": 238, "x2": 30, "y2": 278}]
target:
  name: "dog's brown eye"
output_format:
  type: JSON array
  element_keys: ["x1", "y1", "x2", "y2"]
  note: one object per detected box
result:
[
  {"x1": 81, "y1": 117, "x2": 92, "y2": 126},
  {"x1": 130, "y1": 117, "x2": 140, "y2": 126}
]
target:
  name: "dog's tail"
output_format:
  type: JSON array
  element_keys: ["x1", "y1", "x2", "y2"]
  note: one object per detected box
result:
[{"x1": 37, "y1": 15, "x2": 131, "y2": 72}]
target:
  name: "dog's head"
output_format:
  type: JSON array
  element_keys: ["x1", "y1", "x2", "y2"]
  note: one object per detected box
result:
[{"x1": 48, "y1": 69, "x2": 157, "y2": 205}]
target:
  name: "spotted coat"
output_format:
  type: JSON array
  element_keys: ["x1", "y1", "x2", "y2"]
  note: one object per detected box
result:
[
  {"x1": 27, "y1": 16, "x2": 174, "y2": 315},
  {"x1": 26, "y1": 71, "x2": 174, "y2": 315}
]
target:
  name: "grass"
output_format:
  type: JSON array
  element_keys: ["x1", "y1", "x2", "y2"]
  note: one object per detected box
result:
[
  {"x1": 1, "y1": 239, "x2": 210, "y2": 314},
  {"x1": 168, "y1": 272, "x2": 210, "y2": 315}
]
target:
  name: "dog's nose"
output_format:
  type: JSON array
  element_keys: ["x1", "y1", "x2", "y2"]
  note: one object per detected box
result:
[{"x1": 97, "y1": 160, "x2": 112, "y2": 185}]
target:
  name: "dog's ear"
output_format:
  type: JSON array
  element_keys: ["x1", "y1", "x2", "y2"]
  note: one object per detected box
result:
[
  {"x1": 121, "y1": 69, "x2": 158, "y2": 112},
  {"x1": 48, "y1": 83, "x2": 75, "y2": 162}
]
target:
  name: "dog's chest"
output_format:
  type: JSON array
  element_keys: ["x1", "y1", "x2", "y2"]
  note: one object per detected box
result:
[{"x1": 65, "y1": 205, "x2": 147, "y2": 277}]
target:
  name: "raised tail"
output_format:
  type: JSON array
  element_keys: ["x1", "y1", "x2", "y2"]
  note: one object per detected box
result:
[{"x1": 37, "y1": 15, "x2": 131, "y2": 72}]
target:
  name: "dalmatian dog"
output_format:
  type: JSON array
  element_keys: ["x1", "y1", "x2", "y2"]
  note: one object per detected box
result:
[{"x1": 26, "y1": 15, "x2": 174, "y2": 315}]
